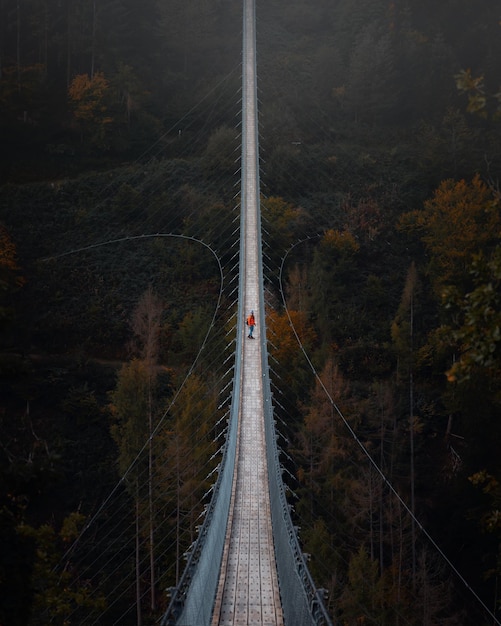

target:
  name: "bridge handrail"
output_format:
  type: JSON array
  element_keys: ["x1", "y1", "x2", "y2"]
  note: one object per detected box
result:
[
  {"x1": 162, "y1": 1, "x2": 334, "y2": 623},
  {"x1": 259, "y1": 311, "x2": 333, "y2": 625},
  {"x1": 161, "y1": 291, "x2": 244, "y2": 626}
]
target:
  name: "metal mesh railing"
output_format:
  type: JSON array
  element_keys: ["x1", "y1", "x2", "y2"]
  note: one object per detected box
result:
[
  {"x1": 161, "y1": 1, "x2": 333, "y2": 624},
  {"x1": 259, "y1": 308, "x2": 332, "y2": 626}
]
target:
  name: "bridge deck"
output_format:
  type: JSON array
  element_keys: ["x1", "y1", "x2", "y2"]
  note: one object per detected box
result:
[
  {"x1": 210, "y1": 0, "x2": 284, "y2": 623},
  {"x1": 210, "y1": 2, "x2": 283, "y2": 621},
  {"x1": 211, "y1": 210, "x2": 284, "y2": 624},
  {"x1": 211, "y1": 318, "x2": 283, "y2": 626}
]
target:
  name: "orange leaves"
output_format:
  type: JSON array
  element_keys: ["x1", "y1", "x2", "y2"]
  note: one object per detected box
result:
[
  {"x1": 321, "y1": 228, "x2": 360, "y2": 256},
  {"x1": 401, "y1": 176, "x2": 501, "y2": 383},
  {"x1": 68, "y1": 72, "x2": 114, "y2": 147},
  {"x1": 424, "y1": 176, "x2": 498, "y2": 260},
  {"x1": 267, "y1": 308, "x2": 316, "y2": 365},
  {"x1": 400, "y1": 175, "x2": 500, "y2": 290},
  {"x1": 266, "y1": 308, "x2": 317, "y2": 395},
  {"x1": 68, "y1": 72, "x2": 111, "y2": 122}
]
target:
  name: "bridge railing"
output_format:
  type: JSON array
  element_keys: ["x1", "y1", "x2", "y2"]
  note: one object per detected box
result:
[
  {"x1": 258, "y1": 296, "x2": 333, "y2": 626},
  {"x1": 161, "y1": 302, "x2": 244, "y2": 625},
  {"x1": 162, "y1": 0, "x2": 333, "y2": 623}
]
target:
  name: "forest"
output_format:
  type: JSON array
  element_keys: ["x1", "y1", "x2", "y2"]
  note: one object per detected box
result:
[{"x1": 1, "y1": 0, "x2": 501, "y2": 624}]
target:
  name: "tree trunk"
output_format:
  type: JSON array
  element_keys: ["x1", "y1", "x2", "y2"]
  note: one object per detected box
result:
[
  {"x1": 148, "y1": 380, "x2": 156, "y2": 611},
  {"x1": 131, "y1": 286, "x2": 163, "y2": 608},
  {"x1": 16, "y1": 0, "x2": 21, "y2": 90},
  {"x1": 379, "y1": 389, "x2": 385, "y2": 573},
  {"x1": 66, "y1": 0, "x2": 71, "y2": 88},
  {"x1": 90, "y1": 0, "x2": 96, "y2": 78},
  {"x1": 43, "y1": 0, "x2": 49, "y2": 78},
  {"x1": 176, "y1": 442, "x2": 181, "y2": 584},
  {"x1": 135, "y1": 488, "x2": 142, "y2": 626},
  {"x1": 409, "y1": 289, "x2": 416, "y2": 589}
]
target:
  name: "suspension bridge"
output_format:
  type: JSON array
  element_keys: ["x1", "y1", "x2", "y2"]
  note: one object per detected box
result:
[
  {"x1": 161, "y1": 0, "x2": 331, "y2": 623},
  {"x1": 30, "y1": 0, "x2": 501, "y2": 624}
]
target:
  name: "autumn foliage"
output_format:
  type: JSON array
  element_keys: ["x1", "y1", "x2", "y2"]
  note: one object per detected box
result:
[
  {"x1": 400, "y1": 175, "x2": 500, "y2": 292},
  {"x1": 68, "y1": 72, "x2": 114, "y2": 146}
]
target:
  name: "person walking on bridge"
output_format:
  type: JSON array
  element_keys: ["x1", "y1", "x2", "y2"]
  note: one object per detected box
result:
[{"x1": 247, "y1": 310, "x2": 256, "y2": 338}]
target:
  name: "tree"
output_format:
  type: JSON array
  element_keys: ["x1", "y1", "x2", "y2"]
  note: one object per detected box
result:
[
  {"x1": 455, "y1": 68, "x2": 501, "y2": 119},
  {"x1": 109, "y1": 63, "x2": 161, "y2": 151},
  {"x1": 108, "y1": 287, "x2": 165, "y2": 618},
  {"x1": 0, "y1": 225, "x2": 24, "y2": 327},
  {"x1": 261, "y1": 195, "x2": 311, "y2": 257},
  {"x1": 130, "y1": 286, "x2": 163, "y2": 612},
  {"x1": 445, "y1": 246, "x2": 501, "y2": 384},
  {"x1": 157, "y1": 374, "x2": 217, "y2": 584},
  {"x1": 109, "y1": 359, "x2": 149, "y2": 625},
  {"x1": 112, "y1": 64, "x2": 141, "y2": 131},
  {"x1": 308, "y1": 229, "x2": 360, "y2": 344},
  {"x1": 201, "y1": 125, "x2": 239, "y2": 177},
  {"x1": 339, "y1": 545, "x2": 383, "y2": 624},
  {"x1": 68, "y1": 71, "x2": 114, "y2": 147},
  {"x1": 391, "y1": 262, "x2": 420, "y2": 586},
  {"x1": 17, "y1": 514, "x2": 106, "y2": 625},
  {"x1": 174, "y1": 307, "x2": 212, "y2": 362},
  {"x1": 346, "y1": 22, "x2": 397, "y2": 124},
  {"x1": 468, "y1": 470, "x2": 501, "y2": 582},
  {"x1": 416, "y1": 108, "x2": 479, "y2": 181},
  {"x1": 399, "y1": 175, "x2": 500, "y2": 294},
  {"x1": 266, "y1": 308, "x2": 316, "y2": 398},
  {"x1": 297, "y1": 359, "x2": 348, "y2": 501},
  {"x1": 0, "y1": 63, "x2": 47, "y2": 124}
]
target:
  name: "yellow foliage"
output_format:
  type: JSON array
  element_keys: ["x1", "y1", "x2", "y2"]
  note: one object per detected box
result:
[
  {"x1": 400, "y1": 175, "x2": 500, "y2": 289},
  {"x1": 267, "y1": 308, "x2": 316, "y2": 365},
  {"x1": 261, "y1": 195, "x2": 306, "y2": 242},
  {"x1": 455, "y1": 68, "x2": 500, "y2": 118},
  {"x1": 68, "y1": 72, "x2": 111, "y2": 122},
  {"x1": 321, "y1": 228, "x2": 360, "y2": 255},
  {"x1": 455, "y1": 68, "x2": 484, "y2": 95}
]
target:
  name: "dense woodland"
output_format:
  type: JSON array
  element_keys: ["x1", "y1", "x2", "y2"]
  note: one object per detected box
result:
[{"x1": 1, "y1": 0, "x2": 501, "y2": 624}]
